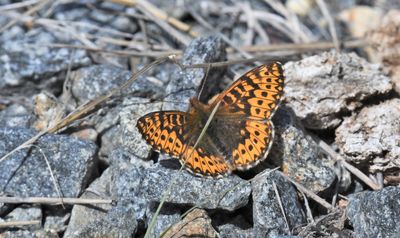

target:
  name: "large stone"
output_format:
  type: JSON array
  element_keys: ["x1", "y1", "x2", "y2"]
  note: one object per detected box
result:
[
  {"x1": 252, "y1": 170, "x2": 306, "y2": 238},
  {"x1": 347, "y1": 186, "x2": 400, "y2": 238},
  {"x1": 269, "y1": 106, "x2": 336, "y2": 193},
  {"x1": 162, "y1": 35, "x2": 227, "y2": 111},
  {"x1": 284, "y1": 51, "x2": 392, "y2": 130},
  {"x1": 0, "y1": 127, "x2": 97, "y2": 197},
  {"x1": 336, "y1": 98, "x2": 400, "y2": 172},
  {"x1": 69, "y1": 65, "x2": 163, "y2": 105},
  {"x1": 142, "y1": 165, "x2": 251, "y2": 211},
  {"x1": 0, "y1": 30, "x2": 90, "y2": 90}
]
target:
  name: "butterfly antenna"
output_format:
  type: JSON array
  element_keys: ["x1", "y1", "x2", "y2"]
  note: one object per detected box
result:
[{"x1": 197, "y1": 63, "x2": 211, "y2": 100}]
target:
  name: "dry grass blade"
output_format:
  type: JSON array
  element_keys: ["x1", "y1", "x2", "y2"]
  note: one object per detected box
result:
[
  {"x1": 135, "y1": 4, "x2": 192, "y2": 46},
  {"x1": 30, "y1": 145, "x2": 65, "y2": 208},
  {"x1": 316, "y1": 138, "x2": 380, "y2": 191},
  {"x1": 273, "y1": 181, "x2": 291, "y2": 234},
  {"x1": 301, "y1": 191, "x2": 314, "y2": 223},
  {"x1": 111, "y1": 0, "x2": 197, "y2": 37},
  {"x1": 0, "y1": 0, "x2": 50, "y2": 33},
  {"x1": 0, "y1": 0, "x2": 40, "y2": 12},
  {"x1": 0, "y1": 197, "x2": 113, "y2": 205},
  {"x1": 264, "y1": 0, "x2": 313, "y2": 42},
  {"x1": 238, "y1": 39, "x2": 367, "y2": 54},
  {"x1": 316, "y1": 0, "x2": 340, "y2": 51},
  {"x1": 0, "y1": 55, "x2": 173, "y2": 163},
  {"x1": 0, "y1": 220, "x2": 41, "y2": 228},
  {"x1": 32, "y1": 43, "x2": 180, "y2": 58},
  {"x1": 277, "y1": 171, "x2": 335, "y2": 211}
]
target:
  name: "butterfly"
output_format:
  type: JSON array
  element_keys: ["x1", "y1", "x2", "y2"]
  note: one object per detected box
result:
[{"x1": 136, "y1": 62, "x2": 284, "y2": 178}]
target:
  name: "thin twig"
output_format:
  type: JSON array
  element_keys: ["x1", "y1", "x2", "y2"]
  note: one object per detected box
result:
[
  {"x1": 237, "y1": 39, "x2": 367, "y2": 53},
  {"x1": 0, "y1": 220, "x2": 41, "y2": 228},
  {"x1": 28, "y1": 39, "x2": 366, "y2": 61},
  {"x1": 316, "y1": 138, "x2": 380, "y2": 191},
  {"x1": 277, "y1": 171, "x2": 335, "y2": 211},
  {"x1": 31, "y1": 43, "x2": 180, "y2": 58},
  {"x1": 86, "y1": 3, "x2": 150, "y2": 21},
  {"x1": 316, "y1": 0, "x2": 340, "y2": 51},
  {"x1": 0, "y1": 0, "x2": 40, "y2": 12},
  {"x1": 111, "y1": 0, "x2": 197, "y2": 37},
  {"x1": 273, "y1": 181, "x2": 291, "y2": 235},
  {"x1": 0, "y1": 196, "x2": 113, "y2": 205},
  {"x1": 0, "y1": 0, "x2": 50, "y2": 33},
  {"x1": 301, "y1": 191, "x2": 314, "y2": 223},
  {"x1": 30, "y1": 145, "x2": 65, "y2": 208},
  {"x1": 264, "y1": 0, "x2": 313, "y2": 42},
  {"x1": 135, "y1": 3, "x2": 192, "y2": 46}
]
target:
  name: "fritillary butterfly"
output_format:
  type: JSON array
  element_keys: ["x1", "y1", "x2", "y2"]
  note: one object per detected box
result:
[{"x1": 136, "y1": 63, "x2": 284, "y2": 178}]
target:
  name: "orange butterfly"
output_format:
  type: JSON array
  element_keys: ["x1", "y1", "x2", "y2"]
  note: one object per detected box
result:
[{"x1": 136, "y1": 63, "x2": 284, "y2": 178}]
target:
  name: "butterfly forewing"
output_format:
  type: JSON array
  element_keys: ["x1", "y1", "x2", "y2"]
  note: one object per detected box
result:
[{"x1": 136, "y1": 111, "x2": 188, "y2": 156}]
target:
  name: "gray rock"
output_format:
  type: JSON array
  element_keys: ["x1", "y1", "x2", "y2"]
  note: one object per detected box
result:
[
  {"x1": 252, "y1": 170, "x2": 306, "y2": 238},
  {"x1": 347, "y1": 186, "x2": 400, "y2": 238},
  {"x1": 70, "y1": 65, "x2": 163, "y2": 105},
  {"x1": 67, "y1": 205, "x2": 137, "y2": 238},
  {"x1": 119, "y1": 98, "x2": 163, "y2": 159},
  {"x1": 0, "y1": 25, "x2": 24, "y2": 42},
  {"x1": 142, "y1": 165, "x2": 251, "y2": 211},
  {"x1": 44, "y1": 212, "x2": 70, "y2": 234},
  {"x1": 0, "y1": 30, "x2": 90, "y2": 89},
  {"x1": 145, "y1": 207, "x2": 181, "y2": 238},
  {"x1": 64, "y1": 166, "x2": 114, "y2": 237},
  {"x1": 0, "y1": 104, "x2": 31, "y2": 128},
  {"x1": 284, "y1": 51, "x2": 392, "y2": 130},
  {"x1": 53, "y1": 4, "x2": 92, "y2": 22},
  {"x1": 71, "y1": 66, "x2": 165, "y2": 161},
  {"x1": 110, "y1": 15, "x2": 139, "y2": 33},
  {"x1": 0, "y1": 127, "x2": 97, "y2": 197},
  {"x1": 69, "y1": 150, "x2": 231, "y2": 237},
  {"x1": 89, "y1": 9, "x2": 115, "y2": 24},
  {"x1": 0, "y1": 230, "x2": 36, "y2": 238},
  {"x1": 162, "y1": 35, "x2": 226, "y2": 111},
  {"x1": 3, "y1": 206, "x2": 42, "y2": 231},
  {"x1": 218, "y1": 224, "x2": 254, "y2": 238},
  {"x1": 336, "y1": 98, "x2": 400, "y2": 172},
  {"x1": 297, "y1": 211, "x2": 354, "y2": 238},
  {"x1": 269, "y1": 106, "x2": 336, "y2": 193},
  {"x1": 65, "y1": 152, "x2": 148, "y2": 237},
  {"x1": 108, "y1": 148, "x2": 153, "y2": 168}
]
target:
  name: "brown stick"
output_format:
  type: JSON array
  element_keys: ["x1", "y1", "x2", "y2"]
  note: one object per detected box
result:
[
  {"x1": 0, "y1": 196, "x2": 113, "y2": 205},
  {"x1": 0, "y1": 0, "x2": 50, "y2": 33},
  {"x1": 277, "y1": 171, "x2": 335, "y2": 211},
  {"x1": 316, "y1": 0, "x2": 340, "y2": 51},
  {"x1": 0, "y1": 220, "x2": 41, "y2": 228},
  {"x1": 111, "y1": 0, "x2": 197, "y2": 38},
  {"x1": 316, "y1": 138, "x2": 381, "y2": 191}
]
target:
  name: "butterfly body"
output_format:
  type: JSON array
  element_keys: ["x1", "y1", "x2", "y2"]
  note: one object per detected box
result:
[{"x1": 137, "y1": 63, "x2": 284, "y2": 178}]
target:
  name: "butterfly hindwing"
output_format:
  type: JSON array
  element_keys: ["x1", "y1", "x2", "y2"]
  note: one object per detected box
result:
[
  {"x1": 181, "y1": 145, "x2": 231, "y2": 177},
  {"x1": 136, "y1": 111, "x2": 231, "y2": 177},
  {"x1": 232, "y1": 120, "x2": 274, "y2": 169},
  {"x1": 215, "y1": 62, "x2": 284, "y2": 119}
]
